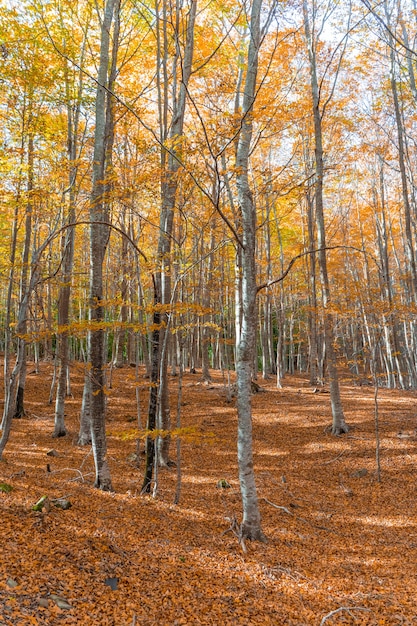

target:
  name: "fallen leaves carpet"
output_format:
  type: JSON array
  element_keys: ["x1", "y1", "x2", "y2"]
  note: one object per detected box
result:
[{"x1": 1, "y1": 364, "x2": 417, "y2": 625}]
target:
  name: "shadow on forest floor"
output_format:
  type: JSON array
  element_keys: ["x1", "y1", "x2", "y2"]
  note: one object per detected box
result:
[{"x1": 1, "y1": 363, "x2": 417, "y2": 624}]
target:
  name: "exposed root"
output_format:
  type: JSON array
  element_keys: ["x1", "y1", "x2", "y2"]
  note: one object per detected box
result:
[
  {"x1": 77, "y1": 434, "x2": 92, "y2": 446},
  {"x1": 262, "y1": 497, "x2": 336, "y2": 533},
  {"x1": 240, "y1": 521, "x2": 268, "y2": 545},
  {"x1": 223, "y1": 515, "x2": 267, "y2": 552},
  {"x1": 331, "y1": 421, "x2": 350, "y2": 436},
  {"x1": 52, "y1": 428, "x2": 67, "y2": 438}
]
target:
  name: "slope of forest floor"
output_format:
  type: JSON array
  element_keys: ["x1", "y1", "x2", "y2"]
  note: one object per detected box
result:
[{"x1": 1, "y1": 362, "x2": 417, "y2": 625}]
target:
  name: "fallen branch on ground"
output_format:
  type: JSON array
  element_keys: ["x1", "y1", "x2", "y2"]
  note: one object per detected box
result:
[
  {"x1": 320, "y1": 606, "x2": 370, "y2": 625},
  {"x1": 262, "y1": 497, "x2": 337, "y2": 533},
  {"x1": 262, "y1": 498, "x2": 293, "y2": 516},
  {"x1": 320, "y1": 450, "x2": 346, "y2": 464},
  {"x1": 47, "y1": 468, "x2": 85, "y2": 482}
]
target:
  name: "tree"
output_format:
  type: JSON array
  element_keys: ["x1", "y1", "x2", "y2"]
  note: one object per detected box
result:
[
  {"x1": 142, "y1": 0, "x2": 197, "y2": 491},
  {"x1": 302, "y1": 0, "x2": 349, "y2": 434},
  {"x1": 53, "y1": 3, "x2": 90, "y2": 438},
  {"x1": 234, "y1": 0, "x2": 267, "y2": 543},
  {"x1": 88, "y1": 0, "x2": 120, "y2": 490}
]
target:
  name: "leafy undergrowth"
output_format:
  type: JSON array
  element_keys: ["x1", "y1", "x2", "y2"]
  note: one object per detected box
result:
[{"x1": 1, "y1": 362, "x2": 417, "y2": 625}]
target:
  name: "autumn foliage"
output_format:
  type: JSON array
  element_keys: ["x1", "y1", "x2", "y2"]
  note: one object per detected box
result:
[{"x1": 1, "y1": 0, "x2": 417, "y2": 622}]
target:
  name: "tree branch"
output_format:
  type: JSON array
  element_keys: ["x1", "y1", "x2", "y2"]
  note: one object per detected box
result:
[
  {"x1": 38, "y1": 10, "x2": 243, "y2": 246},
  {"x1": 320, "y1": 606, "x2": 370, "y2": 625},
  {"x1": 359, "y1": 0, "x2": 417, "y2": 58},
  {"x1": 256, "y1": 245, "x2": 371, "y2": 293}
]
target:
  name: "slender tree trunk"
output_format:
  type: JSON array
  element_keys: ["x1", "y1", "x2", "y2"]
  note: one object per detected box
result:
[
  {"x1": 303, "y1": 0, "x2": 348, "y2": 434},
  {"x1": 141, "y1": 285, "x2": 160, "y2": 493},
  {"x1": 2, "y1": 146, "x2": 24, "y2": 430},
  {"x1": 305, "y1": 191, "x2": 320, "y2": 385},
  {"x1": 273, "y1": 221, "x2": 286, "y2": 387},
  {"x1": 201, "y1": 220, "x2": 215, "y2": 382},
  {"x1": 375, "y1": 161, "x2": 407, "y2": 387},
  {"x1": 78, "y1": 370, "x2": 92, "y2": 445},
  {"x1": 0, "y1": 249, "x2": 42, "y2": 458},
  {"x1": 14, "y1": 130, "x2": 34, "y2": 419},
  {"x1": 54, "y1": 46, "x2": 84, "y2": 437},
  {"x1": 113, "y1": 232, "x2": 129, "y2": 368},
  {"x1": 384, "y1": 1, "x2": 417, "y2": 301},
  {"x1": 147, "y1": 0, "x2": 197, "y2": 474},
  {"x1": 235, "y1": 0, "x2": 266, "y2": 543},
  {"x1": 88, "y1": 0, "x2": 119, "y2": 490}
]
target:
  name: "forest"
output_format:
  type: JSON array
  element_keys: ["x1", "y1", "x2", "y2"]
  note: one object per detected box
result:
[{"x1": 1, "y1": 0, "x2": 417, "y2": 622}]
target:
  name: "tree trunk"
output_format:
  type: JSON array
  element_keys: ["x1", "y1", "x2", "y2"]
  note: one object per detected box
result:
[
  {"x1": 2, "y1": 149, "x2": 23, "y2": 431},
  {"x1": 147, "y1": 0, "x2": 197, "y2": 474},
  {"x1": 305, "y1": 190, "x2": 320, "y2": 385},
  {"x1": 78, "y1": 369, "x2": 92, "y2": 445},
  {"x1": 141, "y1": 289, "x2": 160, "y2": 493},
  {"x1": 88, "y1": 0, "x2": 119, "y2": 490},
  {"x1": 384, "y1": 1, "x2": 417, "y2": 301},
  {"x1": 14, "y1": 129, "x2": 34, "y2": 420},
  {"x1": 0, "y1": 250, "x2": 42, "y2": 459},
  {"x1": 201, "y1": 220, "x2": 215, "y2": 382},
  {"x1": 54, "y1": 42, "x2": 84, "y2": 437},
  {"x1": 235, "y1": 0, "x2": 266, "y2": 543},
  {"x1": 303, "y1": 0, "x2": 348, "y2": 434}
]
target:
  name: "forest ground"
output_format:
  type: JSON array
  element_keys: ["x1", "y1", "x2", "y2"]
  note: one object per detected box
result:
[{"x1": 0, "y1": 361, "x2": 417, "y2": 625}]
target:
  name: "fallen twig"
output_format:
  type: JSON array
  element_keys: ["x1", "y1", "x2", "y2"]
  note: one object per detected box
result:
[
  {"x1": 8, "y1": 469, "x2": 25, "y2": 479},
  {"x1": 261, "y1": 497, "x2": 293, "y2": 516},
  {"x1": 320, "y1": 450, "x2": 346, "y2": 465},
  {"x1": 48, "y1": 468, "x2": 85, "y2": 482},
  {"x1": 261, "y1": 563, "x2": 306, "y2": 582},
  {"x1": 262, "y1": 497, "x2": 337, "y2": 534},
  {"x1": 320, "y1": 606, "x2": 370, "y2": 625},
  {"x1": 31, "y1": 413, "x2": 53, "y2": 420},
  {"x1": 339, "y1": 475, "x2": 354, "y2": 497},
  {"x1": 79, "y1": 447, "x2": 93, "y2": 471}
]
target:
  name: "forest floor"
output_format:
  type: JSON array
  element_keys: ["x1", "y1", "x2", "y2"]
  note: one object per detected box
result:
[{"x1": 1, "y1": 362, "x2": 417, "y2": 625}]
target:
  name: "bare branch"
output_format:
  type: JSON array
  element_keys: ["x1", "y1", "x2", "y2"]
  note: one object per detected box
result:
[
  {"x1": 320, "y1": 606, "x2": 371, "y2": 625},
  {"x1": 256, "y1": 245, "x2": 370, "y2": 293},
  {"x1": 360, "y1": 0, "x2": 417, "y2": 58},
  {"x1": 38, "y1": 10, "x2": 243, "y2": 246}
]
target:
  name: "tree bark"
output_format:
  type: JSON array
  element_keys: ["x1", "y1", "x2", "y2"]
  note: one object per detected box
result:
[
  {"x1": 303, "y1": 0, "x2": 348, "y2": 434},
  {"x1": 54, "y1": 36, "x2": 85, "y2": 437},
  {"x1": 13, "y1": 129, "x2": 34, "y2": 420},
  {"x1": 384, "y1": 0, "x2": 417, "y2": 301},
  {"x1": 141, "y1": 285, "x2": 160, "y2": 493},
  {"x1": 0, "y1": 250, "x2": 42, "y2": 459},
  {"x1": 146, "y1": 0, "x2": 197, "y2": 475},
  {"x1": 235, "y1": 0, "x2": 266, "y2": 543},
  {"x1": 2, "y1": 135, "x2": 24, "y2": 431},
  {"x1": 88, "y1": 0, "x2": 120, "y2": 490}
]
